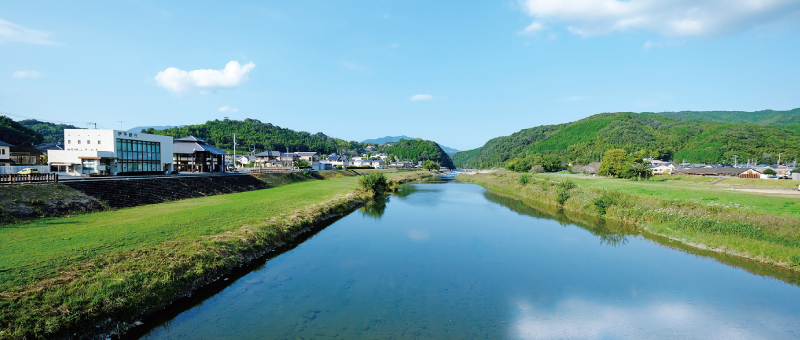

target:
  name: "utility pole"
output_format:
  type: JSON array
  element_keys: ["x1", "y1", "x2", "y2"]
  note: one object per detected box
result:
[
  {"x1": 733, "y1": 155, "x2": 738, "y2": 167},
  {"x1": 778, "y1": 153, "x2": 782, "y2": 165},
  {"x1": 233, "y1": 133, "x2": 236, "y2": 170}
]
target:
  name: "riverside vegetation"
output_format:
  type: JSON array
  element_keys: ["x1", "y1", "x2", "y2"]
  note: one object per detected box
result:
[
  {"x1": 458, "y1": 172, "x2": 800, "y2": 271},
  {"x1": 0, "y1": 170, "x2": 425, "y2": 339}
]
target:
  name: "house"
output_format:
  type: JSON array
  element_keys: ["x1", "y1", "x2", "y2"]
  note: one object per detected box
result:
[
  {"x1": 365, "y1": 145, "x2": 376, "y2": 152},
  {"x1": 237, "y1": 155, "x2": 256, "y2": 165},
  {"x1": 651, "y1": 163, "x2": 675, "y2": 175},
  {"x1": 0, "y1": 140, "x2": 13, "y2": 166},
  {"x1": 48, "y1": 129, "x2": 174, "y2": 176},
  {"x1": 10, "y1": 143, "x2": 44, "y2": 165},
  {"x1": 173, "y1": 136, "x2": 227, "y2": 173},
  {"x1": 326, "y1": 154, "x2": 349, "y2": 168}
]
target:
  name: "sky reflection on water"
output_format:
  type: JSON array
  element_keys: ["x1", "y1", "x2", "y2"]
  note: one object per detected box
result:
[{"x1": 138, "y1": 182, "x2": 800, "y2": 340}]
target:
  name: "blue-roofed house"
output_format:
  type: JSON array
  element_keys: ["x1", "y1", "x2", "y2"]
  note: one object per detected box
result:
[{"x1": 173, "y1": 136, "x2": 228, "y2": 172}]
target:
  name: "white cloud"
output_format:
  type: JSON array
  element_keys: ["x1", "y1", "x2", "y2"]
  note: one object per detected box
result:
[
  {"x1": 522, "y1": 21, "x2": 546, "y2": 34},
  {"x1": 519, "y1": 0, "x2": 800, "y2": 37},
  {"x1": 154, "y1": 61, "x2": 255, "y2": 94},
  {"x1": 0, "y1": 18, "x2": 57, "y2": 45},
  {"x1": 12, "y1": 70, "x2": 42, "y2": 78},
  {"x1": 218, "y1": 106, "x2": 238, "y2": 113},
  {"x1": 410, "y1": 94, "x2": 433, "y2": 101}
]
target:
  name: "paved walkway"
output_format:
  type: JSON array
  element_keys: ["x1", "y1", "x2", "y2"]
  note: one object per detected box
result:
[{"x1": 726, "y1": 188, "x2": 800, "y2": 195}]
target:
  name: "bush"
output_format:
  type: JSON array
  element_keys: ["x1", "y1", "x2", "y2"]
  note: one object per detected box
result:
[
  {"x1": 763, "y1": 168, "x2": 777, "y2": 175},
  {"x1": 555, "y1": 180, "x2": 576, "y2": 205},
  {"x1": 359, "y1": 172, "x2": 389, "y2": 196},
  {"x1": 519, "y1": 174, "x2": 530, "y2": 185},
  {"x1": 593, "y1": 191, "x2": 620, "y2": 215}
]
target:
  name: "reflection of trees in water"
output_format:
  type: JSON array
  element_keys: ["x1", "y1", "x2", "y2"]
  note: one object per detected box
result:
[
  {"x1": 482, "y1": 191, "x2": 633, "y2": 248},
  {"x1": 482, "y1": 189, "x2": 800, "y2": 287},
  {"x1": 360, "y1": 196, "x2": 389, "y2": 219}
]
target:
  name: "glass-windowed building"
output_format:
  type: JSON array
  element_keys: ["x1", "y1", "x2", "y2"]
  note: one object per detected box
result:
[{"x1": 48, "y1": 129, "x2": 174, "y2": 176}]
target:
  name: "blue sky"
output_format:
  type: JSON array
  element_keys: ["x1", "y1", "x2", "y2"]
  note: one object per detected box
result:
[{"x1": 2, "y1": 1, "x2": 800, "y2": 150}]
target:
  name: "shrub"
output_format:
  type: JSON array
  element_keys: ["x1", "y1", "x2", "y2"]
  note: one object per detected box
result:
[
  {"x1": 593, "y1": 191, "x2": 621, "y2": 215},
  {"x1": 763, "y1": 168, "x2": 777, "y2": 175},
  {"x1": 359, "y1": 172, "x2": 389, "y2": 196},
  {"x1": 519, "y1": 174, "x2": 531, "y2": 185},
  {"x1": 555, "y1": 180, "x2": 576, "y2": 205}
]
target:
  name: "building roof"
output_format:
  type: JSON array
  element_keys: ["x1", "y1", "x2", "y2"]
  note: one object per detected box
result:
[
  {"x1": 0, "y1": 140, "x2": 13, "y2": 147},
  {"x1": 675, "y1": 167, "x2": 747, "y2": 175},
  {"x1": 295, "y1": 152, "x2": 317, "y2": 156},
  {"x1": 173, "y1": 141, "x2": 227, "y2": 155},
  {"x1": 10, "y1": 143, "x2": 44, "y2": 155},
  {"x1": 255, "y1": 151, "x2": 283, "y2": 157},
  {"x1": 175, "y1": 135, "x2": 207, "y2": 143}
]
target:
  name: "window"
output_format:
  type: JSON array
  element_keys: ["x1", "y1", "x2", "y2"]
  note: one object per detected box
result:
[
  {"x1": 98, "y1": 140, "x2": 101, "y2": 144},
  {"x1": 77, "y1": 140, "x2": 81, "y2": 144},
  {"x1": 1, "y1": 149, "x2": 4, "y2": 155},
  {"x1": 87, "y1": 140, "x2": 91, "y2": 144},
  {"x1": 116, "y1": 138, "x2": 162, "y2": 173},
  {"x1": 68, "y1": 140, "x2": 71, "y2": 144}
]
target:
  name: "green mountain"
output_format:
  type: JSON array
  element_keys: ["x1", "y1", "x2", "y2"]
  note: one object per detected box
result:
[
  {"x1": 451, "y1": 111, "x2": 800, "y2": 169},
  {"x1": 379, "y1": 139, "x2": 455, "y2": 169},
  {"x1": 0, "y1": 116, "x2": 44, "y2": 145},
  {"x1": 18, "y1": 119, "x2": 81, "y2": 144},
  {"x1": 363, "y1": 135, "x2": 459, "y2": 155},
  {"x1": 647, "y1": 108, "x2": 800, "y2": 126}
]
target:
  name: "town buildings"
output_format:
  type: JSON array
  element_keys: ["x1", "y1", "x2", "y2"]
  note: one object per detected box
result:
[{"x1": 48, "y1": 129, "x2": 174, "y2": 176}]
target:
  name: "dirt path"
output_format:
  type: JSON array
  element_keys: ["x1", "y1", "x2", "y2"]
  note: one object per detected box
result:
[{"x1": 726, "y1": 188, "x2": 800, "y2": 195}]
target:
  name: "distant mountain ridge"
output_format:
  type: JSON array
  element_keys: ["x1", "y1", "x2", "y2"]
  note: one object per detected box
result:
[
  {"x1": 452, "y1": 109, "x2": 800, "y2": 169},
  {"x1": 363, "y1": 135, "x2": 459, "y2": 154},
  {"x1": 130, "y1": 125, "x2": 185, "y2": 132},
  {"x1": 647, "y1": 108, "x2": 800, "y2": 126}
]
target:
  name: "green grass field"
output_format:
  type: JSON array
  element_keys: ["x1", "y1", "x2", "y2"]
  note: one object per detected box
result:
[
  {"x1": 542, "y1": 174, "x2": 800, "y2": 219},
  {"x1": 0, "y1": 178, "x2": 358, "y2": 291}
]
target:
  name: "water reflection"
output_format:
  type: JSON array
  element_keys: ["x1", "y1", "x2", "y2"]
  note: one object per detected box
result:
[
  {"x1": 359, "y1": 196, "x2": 388, "y2": 219},
  {"x1": 483, "y1": 191, "x2": 633, "y2": 247}
]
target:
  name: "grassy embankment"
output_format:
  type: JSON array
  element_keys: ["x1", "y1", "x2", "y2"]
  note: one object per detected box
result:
[
  {"x1": 459, "y1": 172, "x2": 800, "y2": 270},
  {"x1": 0, "y1": 171, "x2": 425, "y2": 339}
]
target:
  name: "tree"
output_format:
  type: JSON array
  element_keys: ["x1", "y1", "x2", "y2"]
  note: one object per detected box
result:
[
  {"x1": 541, "y1": 154, "x2": 562, "y2": 172},
  {"x1": 623, "y1": 158, "x2": 653, "y2": 181},
  {"x1": 763, "y1": 168, "x2": 777, "y2": 175},
  {"x1": 598, "y1": 149, "x2": 628, "y2": 178},
  {"x1": 423, "y1": 160, "x2": 440, "y2": 171},
  {"x1": 295, "y1": 160, "x2": 311, "y2": 168},
  {"x1": 359, "y1": 172, "x2": 388, "y2": 196}
]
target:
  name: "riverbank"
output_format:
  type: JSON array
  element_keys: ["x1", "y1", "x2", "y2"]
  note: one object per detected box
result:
[
  {"x1": 458, "y1": 172, "x2": 800, "y2": 271},
  {"x1": 1, "y1": 174, "x2": 362, "y2": 339}
]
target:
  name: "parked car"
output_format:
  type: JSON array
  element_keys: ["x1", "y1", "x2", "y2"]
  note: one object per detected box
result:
[{"x1": 18, "y1": 168, "x2": 40, "y2": 175}]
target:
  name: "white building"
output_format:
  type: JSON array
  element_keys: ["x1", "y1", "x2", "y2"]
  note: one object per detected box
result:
[
  {"x1": 48, "y1": 129, "x2": 174, "y2": 176},
  {"x1": 0, "y1": 140, "x2": 12, "y2": 166}
]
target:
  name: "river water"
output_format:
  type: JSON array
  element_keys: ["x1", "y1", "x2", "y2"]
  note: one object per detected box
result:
[{"x1": 136, "y1": 181, "x2": 800, "y2": 339}]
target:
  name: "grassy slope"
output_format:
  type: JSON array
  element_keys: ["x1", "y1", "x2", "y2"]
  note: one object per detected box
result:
[
  {"x1": 459, "y1": 172, "x2": 800, "y2": 271},
  {"x1": 0, "y1": 176, "x2": 362, "y2": 338},
  {"x1": 544, "y1": 174, "x2": 800, "y2": 219}
]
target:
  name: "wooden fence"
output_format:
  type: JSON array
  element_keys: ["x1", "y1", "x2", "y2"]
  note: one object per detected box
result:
[{"x1": 0, "y1": 173, "x2": 59, "y2": 184}]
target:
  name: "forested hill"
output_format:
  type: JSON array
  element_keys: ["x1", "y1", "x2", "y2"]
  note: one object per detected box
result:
[
  {"x1": 0, "y1": 116, "x2": 43, "y2": 145},
  {"x1": 647, "y1": 108, "x2": 800, "y2": 127},
  {"x1": 451, "y1": 112, "x2": 800, "y2": 169},
  {"x1": 147, "y1": 119, "x2": 345, "y2": 154},
  {"x1": 380, "y1": 139, "x2": 455, "y2": 169},
  {"x1": 18, "y1": 119, "x2": 81, "y2": 144}
]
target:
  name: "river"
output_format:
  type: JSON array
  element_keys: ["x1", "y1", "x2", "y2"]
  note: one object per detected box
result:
[{"x1": 133, "y1": 180, "x2": 800, "y2": 339}]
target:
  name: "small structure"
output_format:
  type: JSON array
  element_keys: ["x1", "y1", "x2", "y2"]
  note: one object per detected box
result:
[
  {"x1": 675, "y1": 167, "x2": 747, "y2": 177},
  {"x1": 173, "y1": 136, "x2": 227, "y2": 173},
  {"x1": 739, "y1": 168, "x2": 762, "y2": 179}
]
